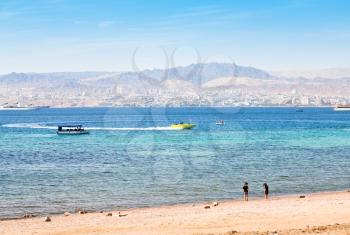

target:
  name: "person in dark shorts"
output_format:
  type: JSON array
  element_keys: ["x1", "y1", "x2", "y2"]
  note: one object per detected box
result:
[
  {"x1": 243, "y1": 182, "x2": 249, "y2": 201},
  {"x1": 263, "y1": 183, "x2": 269, "y2": 199}
]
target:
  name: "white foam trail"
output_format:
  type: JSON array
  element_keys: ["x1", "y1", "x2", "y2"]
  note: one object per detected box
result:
[
  {"x1": 24, "y1": 134, "x2": 56, "y2": 138},
  {"x1": 2, "y1": 123, "x2": 178, "y2": 131},
  {"x1": 2, "y1": 123, "x2": 57, "y2": 129},
  {"x1": 86, "y1": 127, "x2": 177, "y2": 131}
]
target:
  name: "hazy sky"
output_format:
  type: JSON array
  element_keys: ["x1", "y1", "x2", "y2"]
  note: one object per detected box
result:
[{"x1": 0, "y1": 0, "x2": 350, "y2": 73}]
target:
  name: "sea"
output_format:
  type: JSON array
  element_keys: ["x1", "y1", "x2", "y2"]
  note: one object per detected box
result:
[{"x1": 1, "y1": 107, "x2": 350, "y2": 218}]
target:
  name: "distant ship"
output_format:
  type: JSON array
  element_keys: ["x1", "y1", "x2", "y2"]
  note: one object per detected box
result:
[
  {"x1": 0, "y1": 104, "x2": 50, "y2": 110},
  {"x1": 334, "y1": 105, "x2": 350, "y2": 111},
  {"x1": 0, "y1": 105, "x2": 36, "y2": 110}
]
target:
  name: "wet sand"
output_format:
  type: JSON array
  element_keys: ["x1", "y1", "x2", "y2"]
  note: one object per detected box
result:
[{"x1": 1, "y1": 191, "x2": 350, "y2": 235}]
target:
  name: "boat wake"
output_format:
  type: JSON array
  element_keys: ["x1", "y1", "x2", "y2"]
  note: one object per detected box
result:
[
  {"x1": 2, "y1": 123, "x2": 177, "y2": 131},
  {"x1": 2, "y1": 123, "x2": 57, "y2": 129},
  {"x1": 86, "y1": 127, "x2": 176, "y2": 131}
]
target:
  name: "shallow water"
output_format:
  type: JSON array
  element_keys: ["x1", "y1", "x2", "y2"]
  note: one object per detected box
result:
[{"x1": 0, "y1": 107, "x2": 350, "y2": 218}]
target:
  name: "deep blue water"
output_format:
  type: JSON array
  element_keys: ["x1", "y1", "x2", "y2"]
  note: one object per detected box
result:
[{"x1": 1, "y1": 107, "x2": 350, "y2": 218}]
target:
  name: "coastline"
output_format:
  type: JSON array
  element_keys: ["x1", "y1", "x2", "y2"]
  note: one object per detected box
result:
[
  {"x1": 1, "y1": 190, "x2": 350, "y2": 235},
  {"x1": 0, "y1": 105, "x2": 335, "y2": 109},
  {"x1": 1, "y1": 188, "x2": 347, "y2": 221}
]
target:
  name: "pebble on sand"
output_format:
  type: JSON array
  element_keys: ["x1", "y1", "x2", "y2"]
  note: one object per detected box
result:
[
  {"x1": 299, "y1": 195, "x2": 306, "y2": 198},
  {"x1": 212, "y1": 202, "x2": 219, "y2": 207},
  {"x1": 204, "y1": 205, "x2": 211, "y2": 209},
  {"x1": 106, "y1": 213, "x2": 113, "y2": 216},
  {"x1": 118, "y1": 211, "x2": 128, "y2": 217},
  {"x1": 78, "y1": 210, "x2": 87, "y2": 214},
  {"x1": 64, "y1": 212, "x2": 70, "y2": 216},
  {"x1": 44, "y1": 216, "x2": 51, "y2": 222},
  {"x1": 23, "y1": 213, "x2": 35, "y2": 218}
]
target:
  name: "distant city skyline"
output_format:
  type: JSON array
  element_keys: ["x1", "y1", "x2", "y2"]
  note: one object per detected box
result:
[{"x1": 1, "y1": 0, "x2": 350, "y2": 74}]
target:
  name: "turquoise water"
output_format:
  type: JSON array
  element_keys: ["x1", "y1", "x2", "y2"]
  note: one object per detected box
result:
[{"x1": 1, "y1": 107, "x2": 350, "y2": 218}]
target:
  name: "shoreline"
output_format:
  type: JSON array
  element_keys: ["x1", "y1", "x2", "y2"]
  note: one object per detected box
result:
[
  {"x1": 1, "y1": 190, "x2": 350, "y2": 234},
  {"x1": 1, "y1": 189, "x2": 347, "y2": 221},
  {"x1": 0, "y1": 106, "x2": 335, "y2": 109}
]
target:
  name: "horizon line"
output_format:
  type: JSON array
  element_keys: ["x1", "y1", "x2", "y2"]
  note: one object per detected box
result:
[{"x1": 1, "y1": 62, "x2": 350, "y2": 76}]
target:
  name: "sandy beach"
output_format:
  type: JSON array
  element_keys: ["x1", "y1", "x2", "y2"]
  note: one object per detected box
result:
[{"x1": 1, "y1": 191, "x2": 350, "y2": 235}]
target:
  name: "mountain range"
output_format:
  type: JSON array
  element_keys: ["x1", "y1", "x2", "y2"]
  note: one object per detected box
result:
[{"x1": 1, "y1": 63, "x2": 350, "y2": 107}]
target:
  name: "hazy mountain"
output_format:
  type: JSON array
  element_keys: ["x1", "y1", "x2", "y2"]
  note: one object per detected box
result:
[
  {"x1": 270, "y1": 68, "x2": 350, "y2": 79},
  {"x1": 0, "y1": 63, "x2": 349, "y2": 107},
  {"x1": 0, "y1": 63, "x2": 272, "y2": 85},
  {"x1": 0, "y1": 63, "x2": 273, "y2": 92},
  {"x1": 0, "y1": 72, "x2": 109, "y2": 87},
  {"x1": 133, "y1": 63, "x2": 273, "y2": 82}
]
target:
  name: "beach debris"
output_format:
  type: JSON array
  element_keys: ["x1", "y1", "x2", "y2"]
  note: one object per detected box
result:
[
  {"x1": 78, "y1": 210, "x2": 87, "y2": 214},
  {"x1": 106, "y1": 212, "x2": 113, "y2": 216},
  {"x1": 225, "y1": 231, "x2": 238, "y2": 234},
  {"x1": 263, "y1": 231, "x2": 278, "y2": 235},
  {"x1": 44, "y1": 216, "x2": 51, "y2": 222},
  {"x1": 212, "y1": 201, "x2": 219, "y2": 207},
  {"x1": 23, "y1": 213, "x2": 35, "y2": 218},
  {"x1": 118, "y1": 211, "x2": 128, "y2": 217},
  {"x1": 299, "y1": 195, "x2": 306, "y2": 198},
  {"x1": 99, "y1": 210, "x2": 104, "y2": 213},
  {"x1": 64, "y1": 212, "x2": 70, "y2": 216},
  {"x1": 204, "y1": 205, "x2": 211, "y2": 209}
]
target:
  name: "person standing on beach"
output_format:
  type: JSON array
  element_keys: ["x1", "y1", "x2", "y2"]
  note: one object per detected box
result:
[
  {"x1": 263, "y1": 183, "x2": 269, "y2": 199},
  {"x1": 243, "y1": 182, "x2": 249, "y2": 201}
]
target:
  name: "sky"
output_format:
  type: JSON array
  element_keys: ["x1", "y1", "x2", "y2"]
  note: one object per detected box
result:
[{"x1": 0, "y1": 0, "x2": 350, "y2": 73}]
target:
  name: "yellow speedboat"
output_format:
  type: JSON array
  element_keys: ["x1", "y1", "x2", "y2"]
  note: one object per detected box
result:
[{"x1": 170, "y1": 123, "x2": 196, "y2": 130}]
